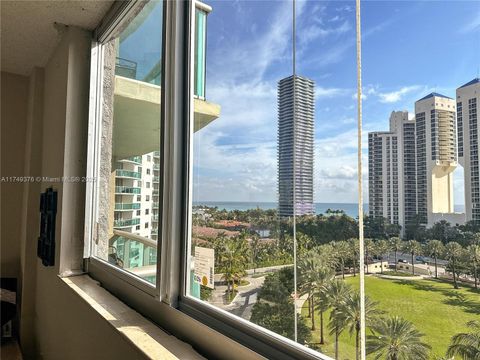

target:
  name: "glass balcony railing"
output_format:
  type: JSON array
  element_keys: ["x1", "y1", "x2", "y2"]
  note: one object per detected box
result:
[
  {"x1": 152, "y1": 202, "x2": 159, "y2": 208},
  {"x1": 151, "y1": 214, "x2": 158, "y2": 222},
  {"x1": 153, "y1": 176, "x2": 160, "y2": 182},
  {"x1": 121, "y1": 156, "x2": 142, "y2": 164},
  {"x1": 153, "y1": 151, "x2": 160, "y2": 157},
  {"x1": 115, "y1": 57, "x2": 137, "y2": 79},
  {"x1": 115, "y1": 203, "x2": 141, "y2": 210},
  {"x1": 151, "y1": 228, "x2": 158, "y2": 235},
  {"x1": 152, "y1": 188, "x2": 159, "y2": 195},
  {"x1": 116, "y1": 170, "x2": 141, "y2": 179},
  {"x1": 115, "y1": 186, "x2": 141, "y2": 194},
  {"x1": 113, "y1": 218, "x2": 140, "y2": 228},
  {"x1": 108, "y1": 230, "x2": 158, "y2": 284},
  {"x1": 153, "y1": 164, "x2": 160, "y2": 170}
]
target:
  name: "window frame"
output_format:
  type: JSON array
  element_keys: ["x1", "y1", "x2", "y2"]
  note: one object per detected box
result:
[
  {"x1": 84, "y1": 1, "x2": 333, "y2": 359},
  {"x1": 84, "y1": 0, "x2": 167, "y2": 298}
]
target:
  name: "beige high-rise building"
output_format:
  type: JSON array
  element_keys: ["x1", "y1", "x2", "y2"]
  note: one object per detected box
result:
[
  {"x1": 415, "y1": 93, "x2": 462, "y2": 227},
  {"x1": 457, "y1": 78, "x2": 480, "y2": 223}
]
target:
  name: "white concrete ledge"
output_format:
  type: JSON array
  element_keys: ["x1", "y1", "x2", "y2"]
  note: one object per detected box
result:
[{"x1": 61, "y1": 275, "x2": 205, "y2": 360}]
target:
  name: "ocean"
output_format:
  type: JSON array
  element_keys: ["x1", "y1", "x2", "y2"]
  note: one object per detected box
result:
[{"x1": 193, "y1": 201, "x2": 466, "y2": 219}]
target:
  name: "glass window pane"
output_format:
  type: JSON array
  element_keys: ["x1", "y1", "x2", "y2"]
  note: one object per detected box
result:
[
  {"x1": 186, "y1": 1, "x2": 362, "y2": 357},
  {"x1": 364, "y1": 1, "x2": 480, "y2": 359},
  {"x1": 93, "y1": 1, "x2": 163, "y2": 286}
]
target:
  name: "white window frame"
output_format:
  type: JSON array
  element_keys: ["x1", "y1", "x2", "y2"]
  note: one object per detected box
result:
[{"x1": 84, "y1": 1, "x2": 332, "y2": 359}]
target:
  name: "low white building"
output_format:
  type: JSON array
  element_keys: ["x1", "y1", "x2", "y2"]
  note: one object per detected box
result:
[
  {"x1": 365, "y1": 261, "x2": 389, "y2": 274},
  {"x1": 396, "y1": 262, "x2": 446, "y2": 276}
]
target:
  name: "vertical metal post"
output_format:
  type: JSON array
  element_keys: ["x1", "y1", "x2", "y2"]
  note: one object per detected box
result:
[{"x1": 355, "y1": 0, "x2": 366, "y2": 358}]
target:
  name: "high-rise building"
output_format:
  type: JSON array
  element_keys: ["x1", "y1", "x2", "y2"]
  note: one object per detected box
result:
[
  {"x1": 415, "y1": 93, "x2": 458, "y2": 226},
  {"x1": 112, "y1": 152, "x2": 160, "y2": 269},
  {"x1": 457, "y1": 78, "x2": 480, "y2": 223},
  {"x1": 278, "y1": 75, "x2": 315, "y2": 217},
  {"x1": 368, "y1": 111, "x2": 416, "y2": 233}
]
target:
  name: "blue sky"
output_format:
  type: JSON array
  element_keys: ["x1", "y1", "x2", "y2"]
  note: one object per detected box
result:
[{"x1": 192, "y1": 0, "x2": 480, "y2": 205}]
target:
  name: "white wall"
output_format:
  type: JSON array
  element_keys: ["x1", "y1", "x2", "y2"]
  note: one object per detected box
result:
[
  {"x1": 1, "y1": 72, "x2": 29, "y2": 279},
  {"x1": 7, "y1": 28, "x2": 148, "y2": 360}
]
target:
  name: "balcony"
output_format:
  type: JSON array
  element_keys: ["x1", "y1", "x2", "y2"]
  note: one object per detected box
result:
[
  {"x1": 151, "y1": 228, "x2": 158, "y2": 235},
  {"x1": 151, "y1": 214, "x2": 158, "y2": 222},
  {"x1": 153, "y1": 163, "x2": 160, "y2": 170},
  {"x1": 120, "y1": 156, "x2": 142, "y2": 164},
  {"x1": 116, "y1": 169, "x2": 141, "y2": 179},
  {"x1": 115, "y1": 57, "x2": 137, "y2": 79},
  {"x1": 153, "y1": 151, "x2": 160, "y2": 158},
  {"x1": 153, "y1": 176, "x2": 160, "y2": 182},
  {"x1": 109, "y1": 230, "x2": 157, "y2": 277},
  {"x1": 114, "y1": 218, "x2": 140, "y2": 228},
  {"x1": 112, "y1": 76, "x2": 220, "y2": 159},
  {"x1": 152, "y1": 188, "x2": 159, "y2": 195},
  {"x1": 115, "y1": 203, "x2": 141, "y2": 210},
  {"x1": 152, "y1": 202, "x2": 159, "y2": 208},
  {"x1": 115, "y1": 186, "x2": 141, "y2": 194}
]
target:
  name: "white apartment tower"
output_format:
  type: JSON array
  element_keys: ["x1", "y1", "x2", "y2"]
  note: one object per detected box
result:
[
  {"x1": 457, "y1": 78, "x2": 480, "y2": 223},
  {"x1": 368, "y1": 111, "x2": 416, "y2": 232},
  {"x1": 415, "y1": 93, "x2": 458, "y2": 226},
  {"x1": 113, "y1": 152, "x2": 160, "y2": 268}
]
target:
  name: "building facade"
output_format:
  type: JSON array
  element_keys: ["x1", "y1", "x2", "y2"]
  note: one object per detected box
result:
[
  {"x1": 415, "y1": 93, "x2": 457, "y2": 226},
  {"x1": 457, "y1": 78, "x2": 480, "y2": 223},
  {"x1": 368, "y1": 111, "x2": 416, "y2": 233},
  {"x1": 278, "y1": 75, "x2": 315, "y2": 217}
]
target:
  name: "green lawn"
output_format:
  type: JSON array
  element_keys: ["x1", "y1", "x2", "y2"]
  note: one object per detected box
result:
[{"x1": 301, "y1": 276, "x2": 480, "y2": 359}]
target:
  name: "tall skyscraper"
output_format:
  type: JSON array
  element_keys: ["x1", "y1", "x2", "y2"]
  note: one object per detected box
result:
[
  {"x1": 278, "y1": 75, "x2": 315, "y2": 217},
  {"x1": 457, "y1": 78, "x2": 480, "y2": 223},
  {"x1": 368, "y1": 111, "x2": 416, "y2": 233},
  {"x1": 415, "y1": 93, "x2": 458, "y2": 226}
]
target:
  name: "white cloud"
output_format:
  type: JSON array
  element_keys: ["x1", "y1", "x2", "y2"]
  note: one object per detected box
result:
[
  {"x1": 315, "y1": 86, "x2": 350, "y2": 99},
  {"x1": 460, "y1": 12, "x2": 480, "y2": 34},
  {"x1": 377, "y1": 86, "x2": 422, "y2": 103}
]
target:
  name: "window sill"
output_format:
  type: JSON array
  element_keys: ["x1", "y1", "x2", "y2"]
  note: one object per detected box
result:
[{"x1": 61, "y1": 275, "x2": 205, "y2": 360}]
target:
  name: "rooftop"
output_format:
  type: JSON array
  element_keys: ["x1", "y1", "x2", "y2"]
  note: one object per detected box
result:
[
  {"x1": 458, "y1": 77, "x2": 480, "y2": 89},
  {"x1": 418, "y1": 92, "x2": 453, "y2": 101}
]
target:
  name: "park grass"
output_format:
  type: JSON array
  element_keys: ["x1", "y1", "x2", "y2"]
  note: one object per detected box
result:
[
  {"x1": 301, "y1": 276, "x2": 480, "y2": 359},
  {"x1": 381, "y1": 270, "x2": 417, "y2": 277}
]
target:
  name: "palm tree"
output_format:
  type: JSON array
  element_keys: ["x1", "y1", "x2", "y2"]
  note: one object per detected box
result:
[
  {"x1": 375, "y1": 239, "x2": 390, "y2": 274},
  {"x1": 444, "y1": 241, "x2": 464, "y2": 289},
  {"x1": 389, "y1": 237, "x2": 403, "y2": 271},
  {"x1": 367, "y1": 316, "x2": 431, "y2": 360},
  {"x1": 298, "y1": 255, "x2": 319, "y2": 330},
  {"x1": 313, "y1": 265, "x2": 335, "y2": 344},
  {"x1": 250, "y1": 235, "x2": 260, "y2": 275},
  {"x1": 467, "y1": 244, "x2": 480, "y2": 289},
  {"x1": 364, "y1": 238, "x2": 374, "y2": 274},
  {"x1": 219, "y1": 236, "x2": 249, "y2": 299},
  {"x1": 403, "y1": 240, "x2": 422, "y2": 275},
  {"x1": 426, "y1": 240, "x2": 444, "y2": 279},
  {"x1": 332, "y1": 241, "x2": 350, "y2": 279},
  {"x1": 446, "y1": 320, "x2": 480, "y2": 359},
  {"x1": 348, "y1": 238, "x2": 360, "y2": 277},
  {"x1": 324, "y1": 279, "x2": 352, "y2": 359},
  {"x1": 338, "y1": 292, "x2": 382, "y2": 360}
]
